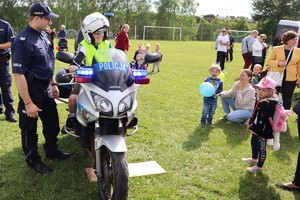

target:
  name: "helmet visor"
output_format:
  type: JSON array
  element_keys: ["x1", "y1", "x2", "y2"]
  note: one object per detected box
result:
[{"x1": 94, "y1": 27, "x2": 108, "y2": 33}]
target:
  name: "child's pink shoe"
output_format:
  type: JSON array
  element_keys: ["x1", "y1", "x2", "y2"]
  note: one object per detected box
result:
[
  {"x1": 241, "y1": 158, "x2": 257, "y2": 164},
  {"x1": 246, "y1": 165, "x2": 262, "y2": 173}
]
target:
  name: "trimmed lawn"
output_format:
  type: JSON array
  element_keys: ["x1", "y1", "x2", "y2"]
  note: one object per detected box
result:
[{"x1": 0, "y1": 39, "x2": 299, "y2": 199}]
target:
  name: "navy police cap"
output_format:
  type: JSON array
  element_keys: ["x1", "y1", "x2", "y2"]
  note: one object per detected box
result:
[{"x1": 29, "y1": 2, "x2": 59, "y2": 19}]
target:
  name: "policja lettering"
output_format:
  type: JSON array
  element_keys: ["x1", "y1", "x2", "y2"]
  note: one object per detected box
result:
[{"x1": 95, "y1": 62, "x2": 128, "y2": 72}]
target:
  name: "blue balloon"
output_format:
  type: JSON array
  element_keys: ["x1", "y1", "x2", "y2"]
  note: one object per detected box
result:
[{"x1": 199, "y1": 82, "x2": 215, "y2": 97}]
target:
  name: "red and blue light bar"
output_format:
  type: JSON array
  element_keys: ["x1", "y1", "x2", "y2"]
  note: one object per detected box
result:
[
  {"x1": 75, "y1": 68, "x2": 94, "y2": 83},
  {"x1": 132, "y1": 70, "x2": 150, "y2": 84},
  {"x1": 132, "y1": 70, "x2": 148, "y2": 78}
]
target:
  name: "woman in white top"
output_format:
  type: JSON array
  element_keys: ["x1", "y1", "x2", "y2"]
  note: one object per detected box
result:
[{"x1": 252, "y1": 34, "x2": 268, "y2": 70}]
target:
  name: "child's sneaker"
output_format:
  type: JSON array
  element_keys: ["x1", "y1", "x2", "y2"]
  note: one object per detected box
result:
[
  {"x1": 241, "y1": 158, "x2": 257, "y2": 164},
  {"x1": 219, "y1": 115, "x2": 227, "y2": 120},
  {"x1": 201, "y1": 121, "x2": 206, "y2": 127},
  {"x1": 239, "y1": 121, "x2": 246, "y2": 126},
  {"x1": 208, "y1": 122, "x2": 214, "y2": 126},
  {"x1": 246, "y1": 165, "x2": 262, "y2": 173},
  {"x1": 207, "y1": 121, "x2": 214, "y2": 126}
]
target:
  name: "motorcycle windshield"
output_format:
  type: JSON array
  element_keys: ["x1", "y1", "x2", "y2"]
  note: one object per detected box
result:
[{"x1": 91, "y1": 48, "x2": 134, "y2": 92}]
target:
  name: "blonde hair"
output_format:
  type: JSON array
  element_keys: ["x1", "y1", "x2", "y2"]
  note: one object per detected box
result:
[
  {"x1": 122, "y1": 24, "x2": 129, "y2": 30},
  {"x1": 210, "y1": 63, "x2": 221, "y2": 72},
  {"x1": 253, "y1": 64, "x2": 262, "y2": 70}
]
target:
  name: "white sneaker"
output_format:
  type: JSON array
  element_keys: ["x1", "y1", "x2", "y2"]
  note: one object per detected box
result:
[
  {"x1": 222, "y1": 70, "x2": 227, "y2": 74},
  {"x1": 246, "y1": 165, "x2": 262, "y2": 173},
  {"x1": 219, "y1": 115, "x2": 227, "y2": 120}
]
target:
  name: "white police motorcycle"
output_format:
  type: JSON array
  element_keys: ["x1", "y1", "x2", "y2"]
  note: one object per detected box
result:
[{"x1": 56, "y1": 48, "x2": 160, "y2": 199}]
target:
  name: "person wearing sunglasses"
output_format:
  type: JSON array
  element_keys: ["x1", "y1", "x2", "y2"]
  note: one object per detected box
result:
[
  {"x1": 252, "y1": 34, "x2": 268, "y2": 70},
  {"x1": 215, "y1": 28, "x2": 230, "y2": 73}
]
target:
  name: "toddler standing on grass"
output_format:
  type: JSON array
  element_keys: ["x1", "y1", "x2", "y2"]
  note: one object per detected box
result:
[
  {"x1": 152, "y1": 43, "x2": 162, "y2": 73},
  {"x1": 136, "y1": 47, "x2": 146, "y2": 69},
  {"x1": 200, "y1": 64, "x2": 223, "y2": 127},
  {"x1": 242, "y1": 77, "x2": 278, "y2": 173}
]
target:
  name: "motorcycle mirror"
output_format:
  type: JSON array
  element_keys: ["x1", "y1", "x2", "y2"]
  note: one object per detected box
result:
[
  {"x1": 140, "y1": 53, "x2": 161, "y2": 67},
  {"x1": 56, "y1": 51, "x2": 74, "y2": 64},
  {"x1": 145, "y1": 53, "x2": 161, "y2": 63}
]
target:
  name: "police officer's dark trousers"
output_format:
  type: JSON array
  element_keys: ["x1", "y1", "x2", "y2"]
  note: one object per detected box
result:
[
  {"x1": 0, "y1": 54, "x2": 15, "y2": 117},
  {"x1": 18, "y1": 80, "x2": 60, "y2": 165}
]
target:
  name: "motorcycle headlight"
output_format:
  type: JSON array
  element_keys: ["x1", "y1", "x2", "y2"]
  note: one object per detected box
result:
[
  {"x1": 118, "y1": 92, "x2": 135, "y2": 115},
  {"x1": 91, "y1": 92, "x2": 113, "y2": 116}
]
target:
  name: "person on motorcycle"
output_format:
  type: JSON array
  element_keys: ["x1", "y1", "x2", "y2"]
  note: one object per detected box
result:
[{"x1": 65, "y1": 12, "x2": 112, "y2": 131}]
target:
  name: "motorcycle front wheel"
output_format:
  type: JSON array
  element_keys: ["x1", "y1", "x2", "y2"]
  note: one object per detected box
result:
[{"x1": 98, "y1": 147, "x2": 129, "y2": 200}]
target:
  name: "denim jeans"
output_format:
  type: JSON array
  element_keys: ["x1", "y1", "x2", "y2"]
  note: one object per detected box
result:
[
  {"x1": 221, "y1": 96, "x2": 253, "y2": 123},
  {"x1": 201, "y1": 98, "x2": 217, "y2": 123}
]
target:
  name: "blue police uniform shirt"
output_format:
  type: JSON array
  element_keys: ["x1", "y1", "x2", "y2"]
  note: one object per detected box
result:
[
  {"x1": 12, "y1": 25, "x2": 55, "y2": 81},
  {"x1": 0, "y1": 19, "x2": 14, "y2": 55}
]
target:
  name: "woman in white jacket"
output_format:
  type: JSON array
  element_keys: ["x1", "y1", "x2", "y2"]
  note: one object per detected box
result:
[{"x1": 251, "y1": 34, "x2": 268, "y2": 70}]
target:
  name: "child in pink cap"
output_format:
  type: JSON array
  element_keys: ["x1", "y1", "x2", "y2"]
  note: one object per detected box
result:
[{"x1": 242, "y1": 77, "x2": 278, "y2": 173}]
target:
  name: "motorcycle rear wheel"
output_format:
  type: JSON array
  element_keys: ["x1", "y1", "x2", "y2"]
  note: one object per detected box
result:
[{"x1": 98, "y1": 147, "x2": 129, "y2": 200}]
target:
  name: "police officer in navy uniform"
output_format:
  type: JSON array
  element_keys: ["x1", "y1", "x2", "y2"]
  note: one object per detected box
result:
[
  {"x1": 12, "y1": 2, "x2": 69, "y2": 174},
  {"x1": 0, "y1": 18, "x2": 16, "y2": 122}
]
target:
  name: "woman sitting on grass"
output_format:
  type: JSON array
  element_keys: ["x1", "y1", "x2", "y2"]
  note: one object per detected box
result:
[{"x1": 219, "y1": 69, "x2": 255, "y2": 125}]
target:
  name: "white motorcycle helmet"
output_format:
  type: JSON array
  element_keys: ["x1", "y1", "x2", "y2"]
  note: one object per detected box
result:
[{"x1": 81, "y1": 12, "x2": 109, "y2": 43}]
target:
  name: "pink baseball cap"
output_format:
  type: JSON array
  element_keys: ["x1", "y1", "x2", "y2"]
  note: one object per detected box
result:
[{"x1": 255, "y1": 77, "x2": 277, "y2": 90}]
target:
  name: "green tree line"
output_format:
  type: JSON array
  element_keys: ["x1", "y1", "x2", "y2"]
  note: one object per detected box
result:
[
  {"x1": 0, "y1": 0, "x2": 254, "y2": 41},
  {"x1": 252, "y1": 0, "x2": 300, "y2": 41},
  {"x1": 1, "y1": 0, "x2": 299, "y2": 42}
]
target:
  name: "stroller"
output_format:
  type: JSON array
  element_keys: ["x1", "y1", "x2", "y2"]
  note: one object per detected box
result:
[{"x1": 58, "y1": 37, "x2": 68, "y2": 51}]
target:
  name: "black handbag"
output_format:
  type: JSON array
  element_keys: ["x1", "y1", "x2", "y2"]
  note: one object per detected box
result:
[{"x1": 253, "y1": 56, "x2": 263, "y2": 63}]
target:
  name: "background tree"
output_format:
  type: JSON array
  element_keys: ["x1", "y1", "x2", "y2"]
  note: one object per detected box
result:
[
  {"x1": 251, "y1": 0, "x2": 300, "y2": 42},
  {"x1": 230, "y1": 17, "x2": 251, "y2": 31},
  {"x1": 0, "y1": 0, "x2": 257, "y2": 42},
  {"x1": 0, "y1": 0, "x2": 28, "y2": 33},
  {"x1": 196, "y1": 18, "x2": 211, "y2": 41}
]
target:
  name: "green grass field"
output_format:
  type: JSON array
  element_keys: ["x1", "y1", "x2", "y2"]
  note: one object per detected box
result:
[{"x1": 1, "y1": 39, "x2": 300, "y2": 199}]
